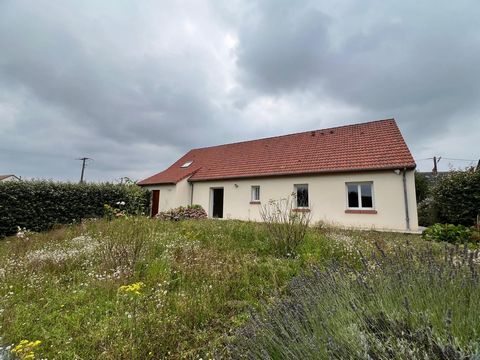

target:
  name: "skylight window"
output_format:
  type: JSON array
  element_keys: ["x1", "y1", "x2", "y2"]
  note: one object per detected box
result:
[{"x1": 181, "y1": 161, "x2": 193, "y2": 168}]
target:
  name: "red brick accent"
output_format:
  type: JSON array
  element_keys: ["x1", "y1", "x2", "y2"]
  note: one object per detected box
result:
[
  {"x1": 293, "y1": 208, "x2": 311, "y2": 213},
  {"x1": 345, "y1": 209, "x2": 378, "y2": 214}
]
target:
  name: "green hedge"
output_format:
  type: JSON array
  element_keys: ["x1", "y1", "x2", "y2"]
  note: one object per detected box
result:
[
  {"x1": 432, "y1": 170, "x2": 480, "y2": 226},
  {"x1": 0, "y1": 181, "x2": 150, "y2": 238}
]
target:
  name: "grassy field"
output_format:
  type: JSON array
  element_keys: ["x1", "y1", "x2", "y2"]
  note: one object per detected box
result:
[{"x1": 0, "y1": 218, "x2": 478, "y2": 359}]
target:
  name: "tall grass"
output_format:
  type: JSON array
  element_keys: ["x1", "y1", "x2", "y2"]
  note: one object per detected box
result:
[
  {"x1": 228, "y1": 242, "x2": 480, "y2": 359},
  {"x1": 0, "y1": 218, "x2": 339, "y2": 359}
]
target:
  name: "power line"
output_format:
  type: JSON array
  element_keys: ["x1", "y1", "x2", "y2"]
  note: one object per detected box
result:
[
  {"x1": 441, "y1": 157, "x2": 477, "y2": 162},
  {"x1": 415, "y1": 157, "x2": 476, "y2": 162}
]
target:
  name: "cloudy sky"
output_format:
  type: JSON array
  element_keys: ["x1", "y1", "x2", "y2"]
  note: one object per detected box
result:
[{"x1": 1, "y1": 0, "x2": 479, "y2": 182}]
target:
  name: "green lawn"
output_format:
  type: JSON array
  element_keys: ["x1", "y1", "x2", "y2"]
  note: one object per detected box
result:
[{"x1": 0, "y1": 218, "x2": 462, "y2": 359}]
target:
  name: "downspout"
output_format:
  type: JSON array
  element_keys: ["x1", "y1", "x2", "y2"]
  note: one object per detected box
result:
[
  {"x1": 190, "y1": 182, "x2": 194, "y2": 206},
  {"x1": 402, "y1": 168, "x2": 410, "y2": 231}
]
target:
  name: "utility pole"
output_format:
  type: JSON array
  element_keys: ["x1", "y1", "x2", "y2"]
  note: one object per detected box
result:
[
  {"x1": 432, "y1": 156, "x2": 441, "y2": 176},
  {"x1": 77, "y1": 157, "x2": 92, "y2": 183}
]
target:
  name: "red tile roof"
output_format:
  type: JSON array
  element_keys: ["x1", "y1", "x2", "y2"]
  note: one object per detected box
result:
[{"x1": 138, "y1": 119, "x2": 416, "y2": 185}]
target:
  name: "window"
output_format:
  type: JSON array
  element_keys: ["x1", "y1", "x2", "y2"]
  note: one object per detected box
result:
[
  {"x1": 346, "y1": 182, "x2": 374, "y2": 209},
  {"x1": 295, "y1": 184, "x2": 309, "y2": 208},
  {"x1": 251, "y1": 186, "x2": 260, "y2": 202},
  {"x1": 181, "y1": 161, "x2": 193, "y2": 168}
]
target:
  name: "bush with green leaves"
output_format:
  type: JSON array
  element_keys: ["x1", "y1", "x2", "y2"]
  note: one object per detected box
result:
[
  {"x1": 0, "y1": 180, "x2": 150, "y2": 237},
  {"x1": 422, "y1": 223, "x2": 473, "y2": 244},
  {"x1": 432, "y1": 170, "x2": 480, "y2": 226},
  {"x1": 415, "y1": 171, "x2": 431, "y2": 203}
]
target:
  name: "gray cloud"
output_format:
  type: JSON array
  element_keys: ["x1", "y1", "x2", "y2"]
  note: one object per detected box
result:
[
  {"x1": 234, "y1": 0, "x2": 480, "y2": 164},
  {"x1": 0, "y1": 0, "x2": 478, "y2": 182}
]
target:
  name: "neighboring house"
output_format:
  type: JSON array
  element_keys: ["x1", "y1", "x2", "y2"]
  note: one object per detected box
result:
[
  {"x1": 138, "y1": 119, "x2": 418, "y2": 232},
  {"x1": 419, "y1": 171, "x2": 449, "y2": 182},
  {"x1": 0, "y1": 174, "x2": 20, "y2": 182}
]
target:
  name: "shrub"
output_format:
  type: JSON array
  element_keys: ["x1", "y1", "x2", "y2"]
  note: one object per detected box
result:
[
  {"x1": 0, "y1": 180, "x2": 150, "y2": 238},
  {"x1": 156, "y1": 205, "x2": 207, "y2": 221},
  {"x1": 93, "y1": 217, "x2": 150, "y2": 273},
  {"x1": 422, "y1": 223, "x2": 473, "y2": 244},
  {"x1": 432, "y1": 170, "x2": 480, "y2": 226},
  {"x1": 417, "y1": 198, "x2": 438, "y2": 226},
  {"x1": 415, "y1": 171, "x2": 431, "y2": 203},
  {"x1": 260, "y1": 195, "x2": 311, "y2": 257},
  {"x1": 228, "y1": 242, "x2": 480, "y2": 358}
]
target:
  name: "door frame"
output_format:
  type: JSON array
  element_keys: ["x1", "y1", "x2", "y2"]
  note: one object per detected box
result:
[
  {"x1": 209, "y1": 187, "x2": 224, "y2": 218},
  {"x1": 151, "y1": 190, "x2": 160, "y2": 217}
]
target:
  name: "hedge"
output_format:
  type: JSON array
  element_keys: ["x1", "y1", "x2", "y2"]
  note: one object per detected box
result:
[
  {"x1": 431, "y1": 170, "x2": 480, "y2": 226},
  {"x1": 0, "y1": 181, "x2": 150, "y2": 238}
]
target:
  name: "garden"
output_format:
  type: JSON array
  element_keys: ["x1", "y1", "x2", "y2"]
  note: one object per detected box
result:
[{"x1": 0, "y1": 171, "x2": 478, "y2": 359}]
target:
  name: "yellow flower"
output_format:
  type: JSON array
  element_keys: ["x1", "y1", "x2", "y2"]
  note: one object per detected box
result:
[
  {"x1": 11, "y1": 339, "x2": 42, "y2": 359},
  {"x1": 118, "y1": 281, "x2": 145, "y2": 296}
]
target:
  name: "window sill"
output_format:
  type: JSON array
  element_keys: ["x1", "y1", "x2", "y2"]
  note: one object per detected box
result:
[
  {"x1": 293, "y1": 208, "x2": 311, "y2": 213},
  {"x1": 345, "y1": 209, "x2": 377, "y2": 214},
  {"x1": 250, "y1": 201, "x2": 261, "y2": 205}
]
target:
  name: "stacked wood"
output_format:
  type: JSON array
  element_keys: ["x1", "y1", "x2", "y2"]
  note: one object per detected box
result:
[{"x1": 156, "y1": 205, "x2": 207, "y2": 221}]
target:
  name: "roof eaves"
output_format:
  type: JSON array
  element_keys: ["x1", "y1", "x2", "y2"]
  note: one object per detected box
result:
[{"x1": 188, "y1": 163, "x2": 416, "y2": 182}]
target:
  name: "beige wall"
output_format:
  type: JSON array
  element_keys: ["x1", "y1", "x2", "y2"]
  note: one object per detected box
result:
[
  {"x1": 145, "y1": 170, "x2": 418, "y2": 232},
  {"x1": 0, "y1": 176, "x2": 19, "y2": 182},
  {"x1": 144, "y1": 178, "x2": 191, "y2": 215},
  {"x1": 191, "y1": 170, "x2": 418, "y2": 232}
]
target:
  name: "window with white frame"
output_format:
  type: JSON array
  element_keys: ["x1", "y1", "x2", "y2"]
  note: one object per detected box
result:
[
  {"x1": 346, "y1": 182, "x2": 374, "y2": 209},
  {"x1": 251, "y1": 186, "x2": 260, "y2": 202},
  {"x1": 294, "y1": 184, "x2": 309, "y2": 208}
]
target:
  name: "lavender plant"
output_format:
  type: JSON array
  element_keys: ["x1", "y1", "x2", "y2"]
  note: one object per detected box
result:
[{"x1": 228, "y1": 241, "x2": 480, "y2": 359}]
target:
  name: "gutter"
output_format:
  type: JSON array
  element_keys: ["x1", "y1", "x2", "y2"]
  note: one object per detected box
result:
[
  {"x1": 402, "y1": 168, "x2": 410, "y2": 231},
  {"x1": 190, "y1": 182, "x2": 194, "y2": 206}
]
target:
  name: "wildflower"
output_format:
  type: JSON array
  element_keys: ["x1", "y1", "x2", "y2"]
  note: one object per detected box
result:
[
  {"x1": 11, "y1": 339, "x2": 41, "y2": 360},
  {"x1": 118, "y1": 282, "x2": 145, "y2": 296}
]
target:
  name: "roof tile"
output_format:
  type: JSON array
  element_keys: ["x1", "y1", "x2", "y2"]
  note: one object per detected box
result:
[{"x1": 138, "y1": 119, "x2": 416, "y2": 185}]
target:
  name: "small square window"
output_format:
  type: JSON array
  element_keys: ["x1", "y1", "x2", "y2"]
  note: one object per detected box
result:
[
  {"x1": 346, "y1": 182, "x2": 374, "y2": 209},
  {"x1": 251, "y1": 186, "x2": 260, "y2": 202},
  {"x1": 294, "y1": 184, "x2": 309, "y2": 208}
]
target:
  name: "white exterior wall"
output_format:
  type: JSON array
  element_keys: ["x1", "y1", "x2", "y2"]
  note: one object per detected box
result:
[
  {"x1": 190, "y1": 170, "x2": 418, "y2": 232},
  {"x1": 143, "y1": 170, "x2": 418, "y2": 232},
  {"x1": 144, "y1": 178, "x2": 191, "y2": 213},
  {"x1": 0, "y1": 176, "x2": 19, "y2": 182}
]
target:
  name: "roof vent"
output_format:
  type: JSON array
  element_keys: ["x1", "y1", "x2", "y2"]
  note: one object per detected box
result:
[
  {"x1": 329, "y1": 130, "x2": 334, "y2": 134},
  {"x1": 181, "y1": 161, "x2": 193, "y2": 168},
  {"x1": 310, "y1": 131, "x2": 316, "y2": 137}
]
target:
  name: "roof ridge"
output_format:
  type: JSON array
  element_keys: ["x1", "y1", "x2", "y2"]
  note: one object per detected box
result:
[{"x1": 190, "y1": 118, "x2": 396, "y2": 152}]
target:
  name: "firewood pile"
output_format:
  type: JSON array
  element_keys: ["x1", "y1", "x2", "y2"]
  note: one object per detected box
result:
[{"x1": 156, "y1": 205, "x2": 207, "y2": 221}]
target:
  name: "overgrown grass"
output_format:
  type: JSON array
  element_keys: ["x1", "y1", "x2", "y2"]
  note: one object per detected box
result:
[
  {"x1": 0, "y1": 218, "x2": 457, "y2": 359},
  {"x1": 0, "y1": 218, "x2": 348, "y2": 359}
]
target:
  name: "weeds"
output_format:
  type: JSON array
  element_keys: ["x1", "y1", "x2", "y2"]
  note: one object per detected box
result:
[
  {"x1": 0, "y1": 217, "x2": 463, "y2": 359},
  {"x1": 260, "y1": 194, "x2": 311, "y2": 257}
]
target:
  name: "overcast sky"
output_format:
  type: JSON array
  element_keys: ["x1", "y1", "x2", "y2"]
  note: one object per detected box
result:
[{"x1": 1, "y1": 0, "x2": 479, "y2": 182}]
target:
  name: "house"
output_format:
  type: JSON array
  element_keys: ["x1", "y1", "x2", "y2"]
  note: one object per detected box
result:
[
  {"x1": 0, "y1": 174, "x2": 20, "y2": 182},
  {"x1": 419, "y1": 171, "x2": 448, "y2": 182},
  {"x1": 138, "y1": 119, "x2": 418, "y2": 232}
]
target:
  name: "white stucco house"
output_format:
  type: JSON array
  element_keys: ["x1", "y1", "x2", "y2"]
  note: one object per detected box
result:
[
  {"x1": 0, "y1": 174, "x2": 20, "y2": 182},
  {"x1": 138, "y1": 119, "x2": 418, "y2": 232}
]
